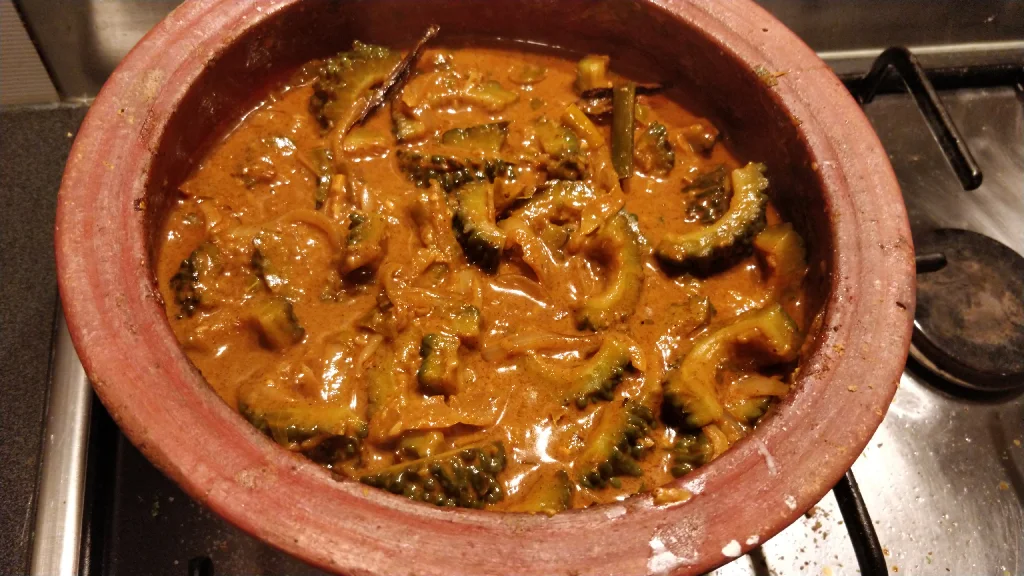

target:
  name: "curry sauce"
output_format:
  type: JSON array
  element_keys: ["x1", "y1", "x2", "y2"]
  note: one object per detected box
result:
[{"x1": 157, "y1": 39, "x2": 809, "y2": 513}]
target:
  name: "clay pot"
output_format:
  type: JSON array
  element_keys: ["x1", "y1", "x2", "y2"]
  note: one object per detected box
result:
[{"x1": 55, "y1": 1, "x2": 914, "y2": 574}]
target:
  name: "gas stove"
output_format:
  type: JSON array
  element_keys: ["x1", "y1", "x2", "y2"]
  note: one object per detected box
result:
[{"x1": 7, "y1": 2, "x2": 1023, "y2": 576}]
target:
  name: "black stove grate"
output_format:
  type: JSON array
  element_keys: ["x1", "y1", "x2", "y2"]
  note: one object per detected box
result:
[{"x1": 846, "y1": 46, "x2": 984, "y2": 190}]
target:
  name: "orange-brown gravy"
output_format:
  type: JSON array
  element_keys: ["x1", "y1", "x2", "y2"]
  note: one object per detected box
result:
[{"x1": 157, "y1": 43, "x2": 809, "y2": 512}]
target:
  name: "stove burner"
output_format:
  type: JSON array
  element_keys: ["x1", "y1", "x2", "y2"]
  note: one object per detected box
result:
[{"x1": 911, "y1": 228, "x2": 1024, "y2": 392}]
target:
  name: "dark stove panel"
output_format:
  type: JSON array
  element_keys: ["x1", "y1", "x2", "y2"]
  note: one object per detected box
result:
[
  {"x1": 0, "y1": 105, "x2": 87, "y2": 575},
  {"x1": 85, "y1": 422, "x2": 325, "y2": 576}
]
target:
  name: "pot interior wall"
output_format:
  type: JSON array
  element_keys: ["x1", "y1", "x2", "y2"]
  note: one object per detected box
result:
[{"x1": 145, "y1": 0, "x2": 832, "y2": 387}]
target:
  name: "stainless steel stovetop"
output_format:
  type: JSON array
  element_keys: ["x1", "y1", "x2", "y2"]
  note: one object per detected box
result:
[{"x1": 15, "y1": 2, "x2": 1023, "y2": 575}]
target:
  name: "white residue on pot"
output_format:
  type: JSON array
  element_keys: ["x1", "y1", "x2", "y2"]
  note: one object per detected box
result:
[
  {"x1": 753, "y1": 437, "x2": 778, "y2": 476},
  {"x1": 647, "y1": 536, "x2": 679, "y2": 574},
  {"x1": 647, "y1": 536, "x2": 689, "y2": 575},
  {"x1": 682, "y1": 474, "x2": 705, "y2": 495},
  {"x1": 721, "y1": 539, "x2": 741, "y2": 557},
  {"x1": 646, "y1": 526, "x2": 699, "y2": 575},
  {"x1": 784, "y1": 494, "x2": 798, "y2": 510},
  {"x1": 604, "y1": 504, "x2": 627, "y2": 519}
]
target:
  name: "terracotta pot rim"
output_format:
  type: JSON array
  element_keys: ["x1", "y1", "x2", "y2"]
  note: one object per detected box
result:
[{"x1": 55, "y1": 1, "x2": 915, "y2": 574}]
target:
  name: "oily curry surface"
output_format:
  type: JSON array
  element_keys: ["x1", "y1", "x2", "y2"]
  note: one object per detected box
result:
[{"x1": 157, "y1": 40, "x2": 810, "y2": 513}]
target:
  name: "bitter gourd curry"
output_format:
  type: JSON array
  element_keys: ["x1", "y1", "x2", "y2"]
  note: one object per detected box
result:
[{"x1": 157, "y1": 34, "x2": 812, "y2": 514}]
